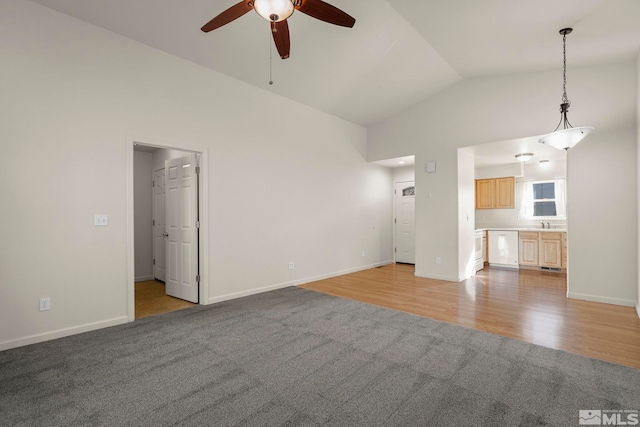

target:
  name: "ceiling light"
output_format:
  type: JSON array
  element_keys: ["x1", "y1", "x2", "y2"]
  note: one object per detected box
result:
[
  {"x1": 539, "y1": 160, "x2": 550, "y2": 167},
  {"x1": 515, "y1": 153, "x2": 534, "y2": 163},
  {"x1": 538, "y1": 28, "x2": 594, "y2": 150},
  {"x1": 253, "y1": 0, "x2": 294, "y2": 22},
  {"x1": 398, "y1": 161, "x2": 405, "y2": 164}
]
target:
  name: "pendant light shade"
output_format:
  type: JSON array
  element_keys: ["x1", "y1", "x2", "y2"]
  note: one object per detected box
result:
[
  {"x1": 538, "y1": 28, "x2": 594, "y2": 150},
  {"x1": 539, "y1": 126, "x2": 593, "y2": 150}
]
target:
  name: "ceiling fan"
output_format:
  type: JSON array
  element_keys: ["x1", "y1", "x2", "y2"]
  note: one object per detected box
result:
[{"x1": 201, "y1": 0, "x2": 356, "y2": 59}]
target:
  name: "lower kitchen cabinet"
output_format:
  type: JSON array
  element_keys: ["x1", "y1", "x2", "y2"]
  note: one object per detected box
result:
[
  {"x1": 540, "y1": 232, "x2": 563, "y2": 268},
  {"x1": 518, "y1": 231, "x2": 566, "y2": 270},
  {"x1": 518, "y1": 232, "x2": 539, "y2": 266}
]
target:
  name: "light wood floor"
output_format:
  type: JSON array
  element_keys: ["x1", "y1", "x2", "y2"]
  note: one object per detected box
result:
[
  {"x1": 301, "y1": 263, "x2": 640, "y2": 369},
  {"x1": 135, "y1": 280, "x2": 196, "y2": 319}
]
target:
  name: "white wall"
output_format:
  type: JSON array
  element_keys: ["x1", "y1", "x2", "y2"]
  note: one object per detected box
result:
[
  {"x1": 134, "y1": 151, "x2": 153, "y2": 281},
  {"x1": 475, "y1": 163, "x2": 523, "y2": 179},
  {"x1": 0, "y1": 0, "x2": 393, "y2": 349},
  {"x1": 392, "y1": 165, "x2": 415, "y2": 183},
  {"x1": 369, "y1": 61, "x2": 637, "y2": 302},
  {"x1": 567, "y1": 127, "x2": 637, "y2": 305}
]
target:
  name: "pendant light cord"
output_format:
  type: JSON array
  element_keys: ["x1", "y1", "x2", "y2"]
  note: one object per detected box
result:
[
  {"x1": 553, "y1": 28, "x2": 573, "y2": 132},
  {"x1": 561, "y1": 31, "x2": 569, "y2": 106}
]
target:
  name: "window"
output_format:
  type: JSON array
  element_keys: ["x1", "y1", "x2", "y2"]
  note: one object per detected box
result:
[
  {"x1": 520, "y1": 179, "x2": 566, "y2": 219},
  {"x1": 533, "y1": 182, "x2": 557, "y2": 216},
  {"x1": 402, "y1": 186, "x2": 415, "y2": 197}
]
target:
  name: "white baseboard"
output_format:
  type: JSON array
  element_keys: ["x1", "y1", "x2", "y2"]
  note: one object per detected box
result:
[
  {"x1": 207, "y1": 261, "x2": 393, "y2": 305},
  {"x1": 567, "y1": 292, "x2": 636, "y2": 307},
  {"x1": 0, "y1": 316, "x2": 129, "y2": 352},
  {"x1": 414, "y1": 270, "x2": 461, "y2": 283},
  {"x1": 135, "y1": 275, "x2": 154, "y2": 282},
  {"x1": 635, "y1": 303, "x2": 640, "y2": 319}
]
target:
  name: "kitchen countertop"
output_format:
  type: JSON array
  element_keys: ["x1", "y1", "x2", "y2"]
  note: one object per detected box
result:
[{"x1": 477, "y1": 227, "x2": 567, "y2": 233}]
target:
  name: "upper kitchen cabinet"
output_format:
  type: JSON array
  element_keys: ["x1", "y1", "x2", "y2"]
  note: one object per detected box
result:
[
  {"x1": 475, "y1": 177, "x2": 515, "y2": 209},
  {"x1": 475, "y1": 179, "x2": 495, "y2": 209}
]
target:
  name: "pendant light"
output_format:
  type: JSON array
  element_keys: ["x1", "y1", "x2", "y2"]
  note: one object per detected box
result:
[{"x1": 538, "y1": 28, "x2": 594, "y2": 150}]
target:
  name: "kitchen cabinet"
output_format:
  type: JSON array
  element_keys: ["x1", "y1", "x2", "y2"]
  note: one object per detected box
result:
[
  {"x1": 494, "y1": 178, "x2": 515, "y2": 209},
  {"x1": 540, "y1": 232, "x2": 563, "y2": 268},
  {"x1": 475, "y1": 179, "x2": 495, "y2": 209},
  {"x1": 518, "y1": 231, "x2": 539, "y2": 266},
  {"x1": 475, "y1": 177, "x2": 515, "y2": 209},
  {"x1": 518, "y1": 231, "x2": 566, "y2": 269}
]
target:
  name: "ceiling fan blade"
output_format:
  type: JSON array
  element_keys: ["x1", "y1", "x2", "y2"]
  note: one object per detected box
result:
[
  {"x1": 272, "y1": 20, "x2": 291, "y2": 59},
  {"x1": 201, "y1": 1, "x2": 253, "y2": 33},
  {"x1": 295, "y1": 0, "x2": 355, "y2": 28}
]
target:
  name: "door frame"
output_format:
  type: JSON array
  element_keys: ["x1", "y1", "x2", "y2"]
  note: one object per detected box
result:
[
  {"x1": 393, "y1": 180, "x2": 416, "y2": 264},
  {"x1": 152, "y1": 167, "x2": 166, "y2": 283},
  {"x1": 126, "y1": 135, "x2": 209, "y2": 321}
]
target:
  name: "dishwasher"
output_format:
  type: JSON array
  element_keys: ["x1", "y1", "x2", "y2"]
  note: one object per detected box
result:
[{"x1": 488, "y1": 230, "x2": 519, "y2": 269}]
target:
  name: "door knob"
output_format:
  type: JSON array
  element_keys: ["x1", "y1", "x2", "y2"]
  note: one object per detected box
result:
[{"x1": 163, "y1": 232, "x2": 169, "y2": 238}]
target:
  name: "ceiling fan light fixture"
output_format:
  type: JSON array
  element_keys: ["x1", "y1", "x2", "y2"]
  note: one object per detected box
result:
[
  {"x1": 538, "y1": 28, "x2": 594, "y2": 151},
  {"x1": 253, "y1": 0, "x2": 294, "y2": 22}
]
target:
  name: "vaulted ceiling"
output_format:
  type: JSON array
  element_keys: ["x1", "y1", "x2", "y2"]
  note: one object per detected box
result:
[{"x1": 28, "y1": 0, "x2": 640, "y2": 127}]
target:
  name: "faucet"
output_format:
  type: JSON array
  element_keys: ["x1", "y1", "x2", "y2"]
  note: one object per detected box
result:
[
  {"x1": 540, "y1": 221, "x2": 545, "y2": 229},
  {"x1": 546, "y1": 221, "x2": 550, "y2": 229}
]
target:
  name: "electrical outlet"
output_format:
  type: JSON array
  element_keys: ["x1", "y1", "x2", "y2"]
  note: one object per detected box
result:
[
  {"x1": 435, "y1": 257, "x2": 441, "y2": 265},
  {"x1": 288, "y1": 262, "x2": 295, "y2": 270},
  {"x1": 39, "y1": 298, "x2": 50, "y2": 312}
]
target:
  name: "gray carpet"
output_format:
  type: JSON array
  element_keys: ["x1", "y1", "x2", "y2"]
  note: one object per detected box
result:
[{"x1": 1, "y1": 287, "x2": 639, "y2": 427}]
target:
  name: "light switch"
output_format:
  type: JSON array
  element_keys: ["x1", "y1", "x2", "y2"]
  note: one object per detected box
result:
[{"x1": 94, "y1": 214, "x2": 108, "y2": 226}]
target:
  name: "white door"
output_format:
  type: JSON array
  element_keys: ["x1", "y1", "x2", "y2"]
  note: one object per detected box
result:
[
  {"x1": 152, "y1": 168, "x2": 166, "y2": 282},
  {"x1": 395, "y1": 181, "x2": 415, "y2": 264},
  {"x1": 165, "y1": 154, "x2": 199, "y2": 303}
]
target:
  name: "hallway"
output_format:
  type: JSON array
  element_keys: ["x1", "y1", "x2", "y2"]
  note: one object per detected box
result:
[{"x1": 135, "y1": 280, "x2": 195, "y2": 319}]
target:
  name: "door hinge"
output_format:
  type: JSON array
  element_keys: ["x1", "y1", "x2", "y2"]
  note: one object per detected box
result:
[
  {"x1": 153, "y1": 258, "x2": 155, "y2": 265},
  {"x1": 196, "y1": 275, "x2": 200, "y2": 283},
  {"x1": 152, "y1": 180, "x2": 155, "y2": 187},
  {"x1": 395, "y1": 218, "x2": 397, "y2": 224},
  {"x1": 152, "y1": 219, "x2": 155, "y2": 226},
  {"x1": 394, "y1": 247, "x2": 397, "y2": 253},
  {"x1": 195, "y1": 166, "x2": 200, "y2": 174},
  {"x1": 196, "y1": 220, "x2": 200, "y2": 229}
]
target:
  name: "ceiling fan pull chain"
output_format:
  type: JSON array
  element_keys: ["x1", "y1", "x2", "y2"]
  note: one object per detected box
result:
[{"x1": 269, "y1": 25, "x2": 274, "y2": 85}]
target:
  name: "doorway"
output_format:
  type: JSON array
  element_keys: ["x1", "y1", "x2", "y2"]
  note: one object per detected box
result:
[{"x1": 126, "y1": 137, "x2": 209, "y2": 322}]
